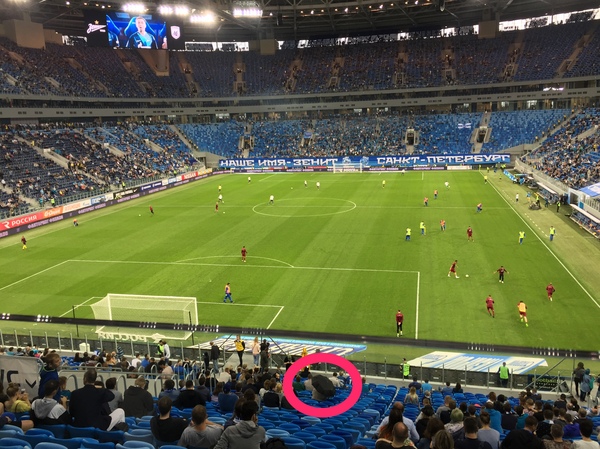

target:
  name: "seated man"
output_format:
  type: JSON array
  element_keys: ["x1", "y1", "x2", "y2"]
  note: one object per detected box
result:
[
  {"x1": 150, "y1": 396, "x2": 188, "y2": 443},
  {"x1": 174, "y1": 380, "x2": 206, "y2": 410},
  {"x1": 214, "y1": 400, "x2": 265, "y2": 449},
  {"x1": 122, "y1": 376, "x2": 154, "y2": 418},
  {"x1": 69, "y1": 368, "x2": 126, "y2": 430},
  {"x1": 178, "y1": 404, "x2": 224, "y2": 448},
  {"x1": 30, "y1": 379, "x2": 71, "y2": 425}
]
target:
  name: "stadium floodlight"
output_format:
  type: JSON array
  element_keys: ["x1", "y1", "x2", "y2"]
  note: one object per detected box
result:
[
  {"x1": 190, "y1": 11, "x2": 216, "y2": 23},
  {"x1": 158, "y1": 5, "x2": 173, "y2": 14},
  {"x1": 232, "y1": 7, "x2": 262, "y2": 17},
  {"x1": 232, "y1": 1, "x2": 262, "y2": 18},
  {"x1": 123, "y1": 2, "x2": 147, "y2": 13}
]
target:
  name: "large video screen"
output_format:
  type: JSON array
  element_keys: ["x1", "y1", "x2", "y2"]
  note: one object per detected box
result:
[{"x1": 83, "y1": 10, "x2": 185, "y2": 50}]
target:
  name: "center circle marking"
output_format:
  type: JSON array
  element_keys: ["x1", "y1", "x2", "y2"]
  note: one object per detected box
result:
[{"x1": 252, "y1": 198, "x2": 356, "y2": 218}]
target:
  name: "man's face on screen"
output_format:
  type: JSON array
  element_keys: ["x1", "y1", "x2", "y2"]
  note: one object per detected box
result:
[{"x1": 136, "y1": 17, "x2": 146, "y2": 33}]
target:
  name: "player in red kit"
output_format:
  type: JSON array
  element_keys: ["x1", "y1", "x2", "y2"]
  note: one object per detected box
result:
[
  {"x1": 215, "y1": 202, "x2": 219, "y2": 213},
  {"x1": 21, "y1": 236, "x2": 27, "y2": 250},
  {"x1": 494, "y1": 266, "x2": 509, "y2": 283},
  {"x1": 546, "y1": 283, "x2": 555, "y2": 301},
  {"x1": 467, "y1": 226, "x2": 474, "y2": 242},
  {"x1": 149, "y1": 205, "x2": 154, "y2": 215},
  {"x1": 241, "y1": 246, "x2": 247, "y2": 262},
  {"x1": 395, "y1": 310, "x2": 404, "y2": 337},
  {"x1": 485, "y1": 295, "x2": 495, "y2": 318},
  {"x1": 448, "y1": 260, "x2": 459, "y2": 278}
]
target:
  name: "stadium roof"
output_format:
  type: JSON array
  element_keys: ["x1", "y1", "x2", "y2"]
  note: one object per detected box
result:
[{"x1": 1, "y1": 0, "x2": 597, "y2": 42}]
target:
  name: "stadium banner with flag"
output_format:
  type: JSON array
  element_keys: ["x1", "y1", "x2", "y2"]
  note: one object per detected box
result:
[
  {"x1": 197, "y1": 336, "x2": 366, "y2": 357},
  {"x1": 219, "y1": 154, "x2": 510, "y2": 170},
  {"x1": 408, "y1": 351, "x2": 547, "y2": 374},
  {"x1": 0, "y1": 355, "x2": 41, "y2": 397}
]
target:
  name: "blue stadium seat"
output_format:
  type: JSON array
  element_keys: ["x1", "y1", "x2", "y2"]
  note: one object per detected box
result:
[
  {"x1": 356, "y1": 438, "x2": 376, "y2": 449},
  {"x1": 0, "y1": 438, "x2": 31, "y2": 448},
  {"x1": 304, "y1": 427, "x2": 326, "y2": 438},
  {"x1": 330, "y1": 430, "x2": 354, "y2": 449},
  {"x1": 16, "y1": 434, "x2": 49, "y2": 448},
  {"x1": 35, "y1": 444, "x2": 69, "y2": 449},
  {"x1": 3, "y1": 425, "x2": 24, "y2": 435},
  {"x1": 67, "y1": 426, "x2": 96, "y2": 439},
  {"x1": 51, "y1": 439, "x2": 94, "y2": 449},
  {"x1": 81, "y1": 442, "x2": 116, "y2": 449},
  {"x1": 123, "y1": 430, "x2": 154, "y2": 445},
  {"x1": 0, "y1": 430, "x2": 19, "y2": 439},
  {"x1": 306, "y1": 441, "x2": 337, "y2": 449},
  {"x1": 25, "y1": 430, "x2": 54, "y2": 437},
  {"x1": 293, "y1": 431, "x2": 318, "y2": 445},
  {"x1": 278, "y1": 423, "x2": 302, "y2": 434},
  {"x1": 320, "y1": 434, "x2": 347, "y2": 449},
  {"x1": 116, "y1": 443, "x2": 154, "y2": 449},
  {"x1": 96, "y1": 430, "x2": 125, "y2": 444},
  {"x1": 266, "y1": 429, "x2": 290, "y2": 439},
  {"x1": 281, "y1": 437, "x2": 306, "y2": 449}
]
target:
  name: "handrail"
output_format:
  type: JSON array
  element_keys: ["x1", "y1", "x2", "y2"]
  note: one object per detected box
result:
[{"x1": 523, "y1": 357, "x2": 567, "y2": 391}]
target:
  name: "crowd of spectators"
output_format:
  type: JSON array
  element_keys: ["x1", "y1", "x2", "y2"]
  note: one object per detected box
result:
[
  {"x1": 2, "y1": 345, "x2": 600, "y2": 449},
  {"x1": 0, "y1": 19, "x2": 599, "y2": 99},
  {"x1": 523, "y1": 109, "x2": 600, "y2": 189}
]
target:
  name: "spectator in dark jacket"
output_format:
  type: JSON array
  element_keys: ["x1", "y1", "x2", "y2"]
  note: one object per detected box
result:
[
  {"x1": 150, "y1": 396, "x2": 188, "y2": 443},
  {"x1": 70, "y1": 369, "x2": 126, "y2": 430},
  {"x1": 122, "y1": 376, "x2": 154, "y2": 418},
  {"x1": 174, "y1": 380, "x2": 206, "y2": 409}
]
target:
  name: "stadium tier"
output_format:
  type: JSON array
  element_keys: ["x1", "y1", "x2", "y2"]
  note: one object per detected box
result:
[{"x1": 0, "y1": 19, "x2": 599, "y2": 99}]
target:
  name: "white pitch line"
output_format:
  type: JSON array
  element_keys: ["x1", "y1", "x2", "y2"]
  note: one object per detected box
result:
[
  {"x1": 485, "y1": 173, "x2": 600, "y2": 309},
  {"x1": 176, "y1": 255, "x2": 294, "y2": 268},
  {"x1": 0, "y1": 260, "x2": 70, "y2": 292},
  {"x1": 415, "y1": 271, "x2": 421, "y2": 340},
  {"x1": 267, "y1": 306, "x2": 285, "y2": 329},
  {"x1": 69, "y1": 259, "x2": 419, "y2": 274},
  {"x1": 258, "y1": 175, "x2": 275, "y2": 182},
  {"x1": 196, "y1": 301, "x2": 282, "y2": 308},
  {"x1": 59, "y1": 296, "x2": 102, "y2": 317}
]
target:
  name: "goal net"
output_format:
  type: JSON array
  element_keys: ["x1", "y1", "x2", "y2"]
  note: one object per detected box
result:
[
  {"x1": 332, "y1": 162, "x2": 363, "y2": 173},
  {"x1": 90, "y1": 294, "x2": 198, "y2": 341}
]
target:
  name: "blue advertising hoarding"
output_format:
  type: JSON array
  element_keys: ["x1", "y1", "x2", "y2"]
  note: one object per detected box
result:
[{"x1": 219, "y1": 154, "x2": 511, "y2": 170}]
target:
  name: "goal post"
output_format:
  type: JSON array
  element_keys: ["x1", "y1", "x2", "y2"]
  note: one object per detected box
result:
[
  {"x1": 89, "y1": 294, "x2": 198, "y2": 340},
  {"x1": 332, "y1": 161, "x2": 363, "y2": 173}
]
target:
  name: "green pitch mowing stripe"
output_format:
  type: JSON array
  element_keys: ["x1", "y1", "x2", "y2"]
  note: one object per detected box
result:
[{"x1": 0, "y1": 171, "x2": 598, "y2": 350}]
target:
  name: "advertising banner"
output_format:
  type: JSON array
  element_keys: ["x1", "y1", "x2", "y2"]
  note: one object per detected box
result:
[
  {"x1": 0, "y1": 355, "x2": 42, "y2": 397},
  {"x1": 219, "y1": 154, "x2": 510, "y2": 170},
  {"x1": 408, "y1": 351, "x2": 548, "y2": 374}
]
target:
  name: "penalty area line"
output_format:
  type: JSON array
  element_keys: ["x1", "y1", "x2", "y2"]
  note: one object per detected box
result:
[
  {"x1": 0, "y1": 260, "x2": 71, "y2": 292},
  {"x1": 59, "y1": 296, "x2": 103, "y2": 318},
  {"x1": 267, "y1": 306, "x2": 285, "y2": 329}
]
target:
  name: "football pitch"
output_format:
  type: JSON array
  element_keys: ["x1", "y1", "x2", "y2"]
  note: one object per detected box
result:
[{"x1": 1, "y1": 170, "x2": 599, "y2": 351}]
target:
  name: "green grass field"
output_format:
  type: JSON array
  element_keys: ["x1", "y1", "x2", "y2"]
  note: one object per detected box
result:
[{"x1": 1, "y1": 170, "x2": 599, "y2": 350}]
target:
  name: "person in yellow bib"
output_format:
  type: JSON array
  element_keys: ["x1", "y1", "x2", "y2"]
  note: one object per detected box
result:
[
  {"x1": 498, "y1": 362, "x2": 509, "y2": 387},
  {"x1": 405, "y1": 228, "x2": 411, "y2": 242},
  {"x1": 518, "y1": 231, "x2": 525, "y2": 245},
  {"x1": 382, "y1": 180, "x2": 386, "y2": 189},
  {"x1": 420, "y1": 221, "x2": 426, "y2": 236},
  {"x1": 549, "y1": 226, "x2": 556, "y2": 242},
  {"x1": 234, "y1": 335, "x2": 245, "y2": 367},
  {"x1": 517, "y1": 301, "x2": 528, "y2": 327}
]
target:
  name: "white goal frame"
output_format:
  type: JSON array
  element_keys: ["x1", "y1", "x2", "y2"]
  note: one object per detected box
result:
[
  {"x1": 90, "y1": 294, "x2": 198, "y2": 341},
  {"x1": 332, "y1": 162, "x2": 363, "y2": 173}
]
